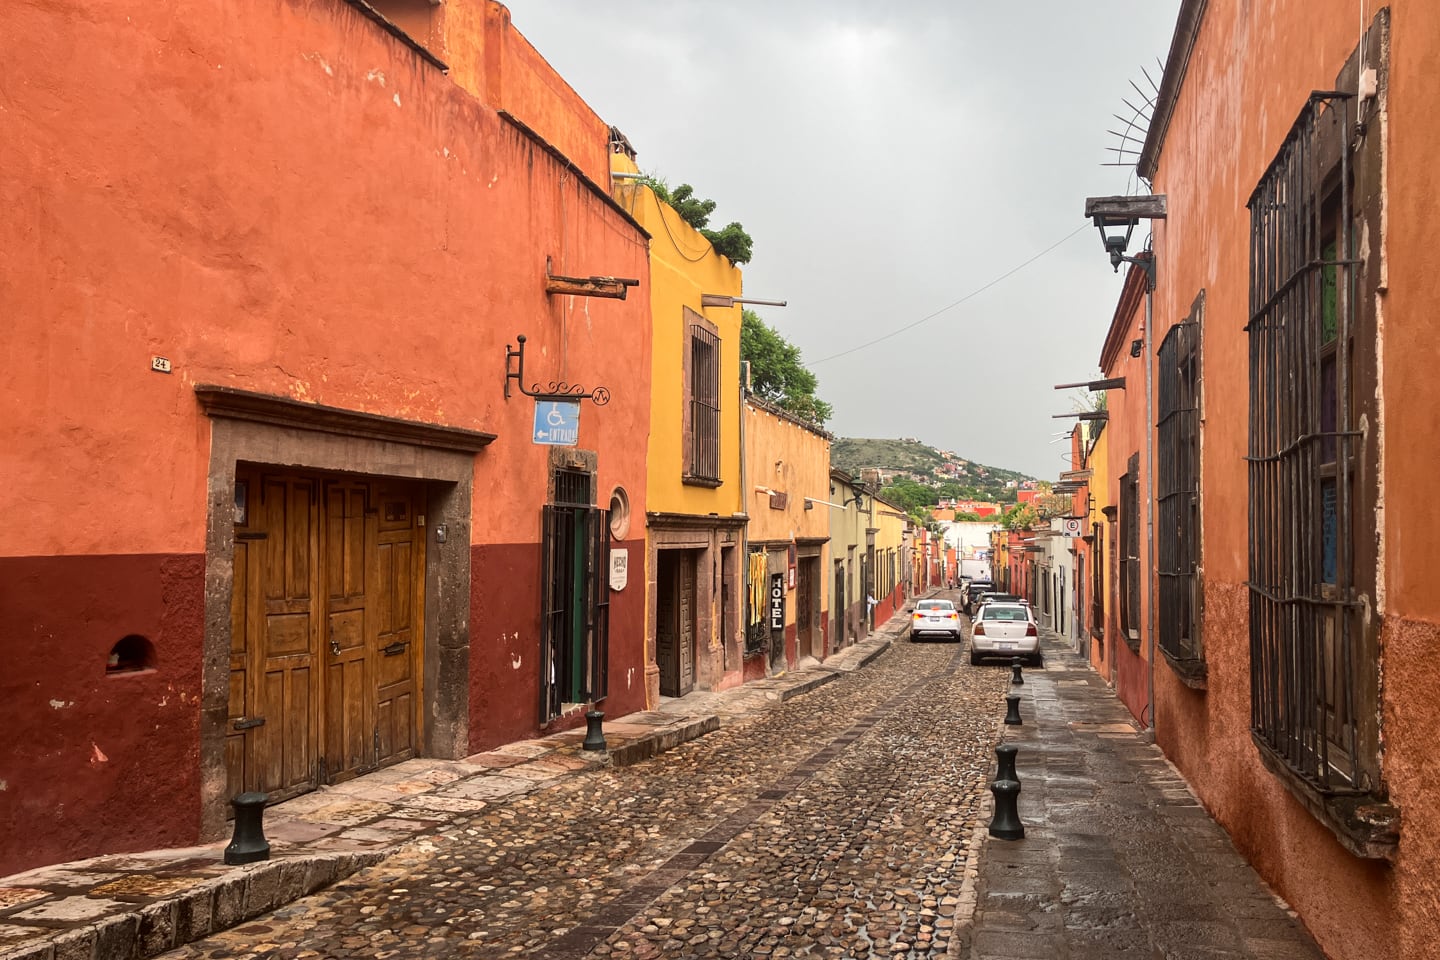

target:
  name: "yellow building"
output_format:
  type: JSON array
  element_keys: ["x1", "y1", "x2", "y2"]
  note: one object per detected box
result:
[
  {"x1": 827, "y1": 470, "x2": 871, "y2": 648},
  {"x1": 612, "y1": 147, "x2": 747, "y2": 702},
  {"x1": 871, "y1": 494, "x2": 909, "y2": 625},
  {"x1": 743, "y1": 398, "x2": 831, "y2": 673},
  {"x1": 1085, "y1": 420, "x2": 1114, "y2": 683}
]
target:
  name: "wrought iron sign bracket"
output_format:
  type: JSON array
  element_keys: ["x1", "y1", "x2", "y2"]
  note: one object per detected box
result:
[{"x1": 505, "y1": 334, "x2": 610, "y2": 406}]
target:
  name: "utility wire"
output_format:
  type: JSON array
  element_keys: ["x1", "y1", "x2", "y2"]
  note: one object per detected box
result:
[{"x1": 809, "y1": 224, "x2": 1090, "y2": 365}]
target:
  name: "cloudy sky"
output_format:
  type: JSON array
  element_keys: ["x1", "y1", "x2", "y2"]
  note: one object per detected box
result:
[{"x1": 507, "y1": 2, "x2": 1180, "y2": 479}]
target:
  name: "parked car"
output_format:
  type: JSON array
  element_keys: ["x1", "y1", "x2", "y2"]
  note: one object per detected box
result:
[
  {"x1": 961, "y1": 579, "x2": 994, "y2": 615},
  {"x1": 970, "y1": 602, "x2": 1041, "y2": 666},
  {"x1": 910, "y1": 599, "x2": 963, "y2": 642}
]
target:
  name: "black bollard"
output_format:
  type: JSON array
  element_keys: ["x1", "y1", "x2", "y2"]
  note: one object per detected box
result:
[
  {"x1": 994, "y1": 743, "x2": 1020, "y2": 784},
  {"x1": 1004, "y1": 692, "x2": 1023, "y2": 726},
  {"x1": 224, "y1": 792, "x2": 270, "y2": 865},
  {"x1": 1011, "y1": 657, "x2": 1024, "y2": 685},
  {"x1": 582, "y1": 710, "x2": 607, "y2": 751},
  {"x1": 988, "y1": 778, "x2": 1025, "y2": 840}
]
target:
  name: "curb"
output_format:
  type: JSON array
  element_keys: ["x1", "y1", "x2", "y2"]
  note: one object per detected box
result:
[
  {"x1": 607, "y1": 715, "x2": 720, "y2": 768},
  {"x1": 0, "y1": 851, "x2": 384, "y2": 960}
]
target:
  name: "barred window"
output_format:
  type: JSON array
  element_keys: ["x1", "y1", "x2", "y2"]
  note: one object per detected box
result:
[
  {"x1": 1157, "y1": 301, "x2": 1204, "y2": 682},
  {"x1": 1118, "y1": 454, "x2": 1141, "y2": 651},
  {"x1": 1247, "y1": 89, "x2": 1380, "y2": 804},
  {"x1": 1090, "y1": 521, "x2": 1105, "y2": 641},
  {"x1": 683, "y1": 308, "x2": 721, "y2": 484}
]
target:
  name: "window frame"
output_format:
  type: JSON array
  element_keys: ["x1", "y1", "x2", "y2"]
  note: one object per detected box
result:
[
  {"x1": 1156, "y1": 295, "x2": 1205, "y2": 685},
  {"x1": 1118, "y1": 453, "x2": 1142, "y2": 653},
  {"x1": 682, "y1": 308, "x2": 723, "y2": 486},
  {"x1": 1245, "y1": 68, "x2": 1392, "y2": 857}
]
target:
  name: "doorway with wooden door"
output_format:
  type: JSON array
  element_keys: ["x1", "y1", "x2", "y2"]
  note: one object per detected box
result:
[
  {"x1": 655, "y1": 549, "x2": 697, "y2": 697},
  {"x1": 227, "y1": 467, "x2": 425, "y2": 803}
]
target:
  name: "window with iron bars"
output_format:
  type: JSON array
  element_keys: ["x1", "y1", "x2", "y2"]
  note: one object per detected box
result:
[
  {"x1": 1090, "y1": 521, "x2": 1105, "y2": 642},
  {"x1": 1157, "y1": 304, "x2": 1204, "y2": 682},
  {"x1": 1247, "y1": 90, "x2": 1380, "y2": 800},
  {"x1": 684, "y1": 316, "x2": 721, "y2": 484},
  {"x1": 1118, "y1": 454, "x2": 1141, "y2": 652},
  {"x1": 539, "y1": 468, "x2": 609, "y2": 721}
]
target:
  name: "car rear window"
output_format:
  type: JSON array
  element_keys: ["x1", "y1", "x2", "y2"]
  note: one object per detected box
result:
[
  {"x1": 982, "y1": 606, "x2": 1029, "y2": 621},
  {"x1": 917, "y1": 600, "x2": 954, "y2": 611}
]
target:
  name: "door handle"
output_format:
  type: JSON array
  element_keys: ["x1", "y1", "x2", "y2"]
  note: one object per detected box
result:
[{"x1": 331, "y1": 637, "x2": 341, "y2": 656}]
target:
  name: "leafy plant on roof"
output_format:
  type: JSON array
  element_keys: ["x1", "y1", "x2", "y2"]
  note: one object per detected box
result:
[{"x1": 640, "y1": 175, "x2": 754, "y2": 265}]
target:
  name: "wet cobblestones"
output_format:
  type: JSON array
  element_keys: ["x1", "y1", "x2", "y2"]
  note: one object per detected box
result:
[{"x1": 163, "y1": 633, "x2": 1010, "y2": 959}]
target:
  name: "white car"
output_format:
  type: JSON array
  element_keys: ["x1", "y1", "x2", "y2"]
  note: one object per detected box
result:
[
  {"x1": 970, "y1": 602, "x2": 1041, "y2": 665},
  {"x1": 910, "y1": 599, "x2": 962, "y2": 642}
]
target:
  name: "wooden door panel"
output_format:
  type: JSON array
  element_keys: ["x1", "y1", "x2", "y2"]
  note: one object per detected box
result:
[
  {"x1": 374, "y1": 528, "x2": 417, "y2": 764},
  {"x1": 323, "y1": 480, "x2": 373, "y2": 782},
  {"x1": 679, "y1": 553, "x2": 696, "y2": 695}
]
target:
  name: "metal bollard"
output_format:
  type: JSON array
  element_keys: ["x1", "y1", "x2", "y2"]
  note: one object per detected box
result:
[
  {"x1": 1004, "y1": 692, "x2": 1023, "y2": 726},
  {"x1": 988, "y1": 778, "x2": 1025, "y2": 840},
  {"x1": 1011, "y1": 657, "x2": 1024, "y2": 685},
  {"x1": 582, "y1": 710, "x2": 608, "y2": 751},
  {"x1": 224, "y1": 792, "x2": 270, "y2": 865},
  {"x1": 994, "y1": 743, "x2": 1020, "y2": 784}
]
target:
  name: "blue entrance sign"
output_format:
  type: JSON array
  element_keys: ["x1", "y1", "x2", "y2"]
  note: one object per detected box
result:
[{"x1": 532, "y1": 400, "x2": 580, "y2": 446}]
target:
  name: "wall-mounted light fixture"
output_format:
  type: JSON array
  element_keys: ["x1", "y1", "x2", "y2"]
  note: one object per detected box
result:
[{"x1": 1084, "y1": 194, "x2": 1167, "y2": 283}]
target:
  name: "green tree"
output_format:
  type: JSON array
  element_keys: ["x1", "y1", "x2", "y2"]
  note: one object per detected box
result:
[
  {"x1": 1002, "y1": 503, "x2": 1038, "y2": 530},
  {"x1": 742, "y1": 310, "x2": 833, "y2": 425},
  {"x1": 882, "y1": 478, "x2": 937, "y2": 514},
  {"x1": 642, "y1": 178, "x2": 754, "y2": 265}
]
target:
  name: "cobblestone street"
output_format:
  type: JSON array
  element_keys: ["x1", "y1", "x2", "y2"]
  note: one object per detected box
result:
[{"x1": 162, "y1": 630, "x2": 1011, "y2": 959}]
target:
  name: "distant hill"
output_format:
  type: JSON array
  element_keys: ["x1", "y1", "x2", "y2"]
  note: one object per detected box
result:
[{"x1": 831, "y1": 437, "x2": 1035, "y2": 506}]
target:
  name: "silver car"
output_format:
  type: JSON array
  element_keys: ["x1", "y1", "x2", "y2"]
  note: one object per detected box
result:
[
  {"x1": 909, "y1": 599, "x2": 963, "y2": 642},
  {"x1": 970, "y1": 602, "x2": 1041, "y2": 665}
]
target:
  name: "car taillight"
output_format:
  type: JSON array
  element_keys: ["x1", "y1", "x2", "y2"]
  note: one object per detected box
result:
[
  {"x1": 913, "y1": 612, "x2": 923, "y2": 620},
  {"x1": 946, "y1": 612, "x2": 958, "y2": 619},
  {"x1": 1025, "y1": 623, "x2": 1037, "y2": 637},
  {"x1": 973, "y1": 622, "x2": 986, "y2": 636}
]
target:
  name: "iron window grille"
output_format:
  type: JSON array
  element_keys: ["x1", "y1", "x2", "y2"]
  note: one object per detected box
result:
[
  {"x1": 1157, "y1": 314, "x2": 1204, "y2": 679},
  {"x1": 1118, "y1": 454, "x2": 1142, "y2": 651},
  {"x1": 686, "y1": 322, "x2": 722, "y2": 483},
  {"x1": 1246, "y1": 91, "x2": 1370, "y2": 794},
  {"x1": 540, "y1": 469, "x2": 609, "y2": 722},
  {"x1": 1090, "y1": 521, "x2": 1105, "y2": 641}
]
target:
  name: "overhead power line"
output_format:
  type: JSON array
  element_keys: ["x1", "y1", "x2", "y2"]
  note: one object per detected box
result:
[{"x1": 809, "y1": 224, "x2": 1090, "y2": 366}]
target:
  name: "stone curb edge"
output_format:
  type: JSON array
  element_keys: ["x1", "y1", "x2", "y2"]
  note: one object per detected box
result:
[{"x1": 0, "y1": 851, "x2": 386, "y2": 960}]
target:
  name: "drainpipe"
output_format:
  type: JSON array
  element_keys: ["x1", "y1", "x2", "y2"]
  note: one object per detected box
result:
[
  {"x1": 1142, "y1": 257, "x2": 1157, "y2": 736},
  {"x1": 737, "y1": 362, "x2": 749, "y2": 673}
]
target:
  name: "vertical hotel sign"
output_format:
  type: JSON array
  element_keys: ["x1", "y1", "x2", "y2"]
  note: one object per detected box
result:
[{"x1": 769, "y1": 574, "x2": 785, "y2": 630}]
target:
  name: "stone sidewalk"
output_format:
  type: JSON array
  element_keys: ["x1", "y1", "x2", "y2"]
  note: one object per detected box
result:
[
  {"x1": 0, "y1": 622, "x2": 903, "y2": 960},
  {"x1": 959, "y1": 631, "x2": 1325, "y2": 960}
]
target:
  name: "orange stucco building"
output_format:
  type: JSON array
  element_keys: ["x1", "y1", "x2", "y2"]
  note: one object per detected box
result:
[
  {"x1": 1, "y1": 0, "x2": 652, "y2": 875},
  {"x1": 742, "y1": 398, "x2": 832, "y2": 674},
  {"x1": 1091, "y1": 2, "x2": 1440, "y2": 956}
]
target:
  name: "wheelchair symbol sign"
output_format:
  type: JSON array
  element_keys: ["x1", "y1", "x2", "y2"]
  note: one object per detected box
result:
[{"x1": 533, "y1": 400, "x2": 580, "y2": 446}]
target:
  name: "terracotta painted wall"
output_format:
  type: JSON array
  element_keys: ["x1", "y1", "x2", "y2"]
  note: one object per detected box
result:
[
  {"x1": 1098, "y1": 267, "x2": 1151, "y2": 726},
  {"x1": 1, "y1": 0, "x2": 648, "y2": 873},
  {"x1": 1125, "y1": 2, "x2": 1440, "y2": 956}
]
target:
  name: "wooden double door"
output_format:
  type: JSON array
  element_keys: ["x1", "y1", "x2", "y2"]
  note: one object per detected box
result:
[{"x1": 227, "y1": 468, "x2": 425, "y2": 803}]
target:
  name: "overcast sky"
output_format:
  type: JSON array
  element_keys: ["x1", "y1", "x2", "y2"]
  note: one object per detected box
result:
[{"x1": 507, "y1": 2, "x2": 1180, "y2": 479}]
